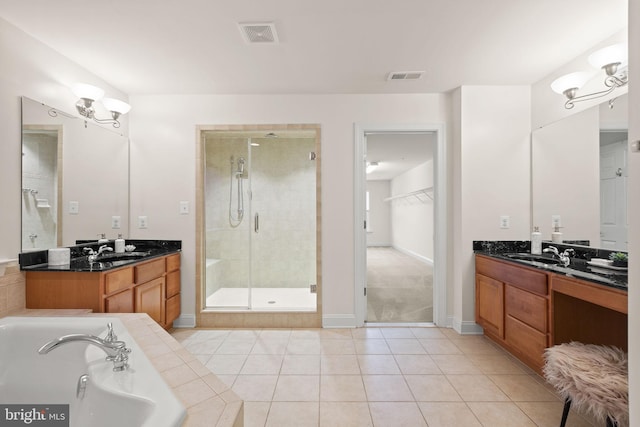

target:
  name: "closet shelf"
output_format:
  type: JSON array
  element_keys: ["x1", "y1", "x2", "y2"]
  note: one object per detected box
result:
[{"x1": 383, "y1": 187, "x2": 433, "y2": 202}]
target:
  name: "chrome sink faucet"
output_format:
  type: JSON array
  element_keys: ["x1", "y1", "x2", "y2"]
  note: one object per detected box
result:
[
  {"x1": 543, "y1": 246, "x2": 574, "y2": 267},
  {"x1": 38, "y1": 323, "x2": 131, "y2": 371},
  {"x1": 83, "y1": 245, "x2": 113, "y2": 263}
]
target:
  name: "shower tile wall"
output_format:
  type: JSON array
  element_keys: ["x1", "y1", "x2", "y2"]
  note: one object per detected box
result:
[
  {"x1": 205, "y1": 136, "x2": 316, "y2": 300},
  {"x1": 21, "y1": 133, "x2": 58, "y2": 251}
]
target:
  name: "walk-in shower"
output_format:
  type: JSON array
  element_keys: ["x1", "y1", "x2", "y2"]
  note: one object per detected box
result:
[{"x1": 202, "y1": 129, "x2": 318, "y2": 312}]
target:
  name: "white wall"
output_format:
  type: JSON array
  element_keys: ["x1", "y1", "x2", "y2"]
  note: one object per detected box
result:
[
  {"x1": 128, "y1": 94, "x2": 449, "y2": 324},
  {"x1": 626, "y1": 0, "x2": 638, "y2": 423},
  {"x1": 390, "y1": 161, "x2": 434, "y2": 263},
  {"x1": 366, "y1": 180, "x2": 391, "y2": 246},
  {"x1": 452, "y1": 86, "x2": 532, "y2": 333},
  {"x1": 0, "y1": 17, "x2": 128, "y2": 262}
]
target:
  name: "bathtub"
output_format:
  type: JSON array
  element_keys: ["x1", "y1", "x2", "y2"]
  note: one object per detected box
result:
[{"x1": 0, "y1": 317, "x2": 186, "y2": 427}]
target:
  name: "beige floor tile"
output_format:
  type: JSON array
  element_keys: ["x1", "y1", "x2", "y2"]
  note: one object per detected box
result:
[
  {"x1": 395, "y1": 354, "x2": 442, "y2": 375},
  {"x1": 251, "y1": 338, "x2": 289, "y2": 355},
  {"x1": 273, "y1": 375, "x2": 320, "y2": 401},
  {"x1": 380, "y1": 328, "x2": 415, "y2": 339},
  {"x1": 232, "y1": 375, "x2": 278, "y2": 401},
  {"x1": 446, "y1": 374, "x2": 510, "y2": 402},
  {"x1": 205, "y1": 354, "x2": 248, "y2": 375},
  {"x1": 417, "y1": 402, "x2": 482, "y2": 427},
  {"x1": 320, "y1": 339, "x2": 356, "y2": 354},
  {"x1": 290, "y1": 329, "x2": 322, "y2": 339},
  {"x1": 319, "y1": 402, "x2": 373, "y2": 427},
  {"x1": 386, "y1": 338, "x2": 427, "y2": 354},
  {"x1": 354, "y1": 338, "x2": 391, "y2": 354},
  {"x1": 266, "y1": 402, "x2": 319, "y2": 427},
  {"x1": 258, "y1": 329, "x2": 292, "y2": 340},
  {"x1": 281, "y1": 354, "x2": 321, "y2": 375},
  {"x1": 183, "y1": 338, "x2": 225, "y2": 354},
  {"x1": 227, "y1": 330, "x2": 260, "y2": 340},
  {"x1": 410, "y1": 327, "x2": 447, "y2": 339},
  {"x1": 362, "y1": 375, "x2": 413, "y2": 401},
  {"x1": 240, "y1": 354, "x2": 284, "y2": 375},
  {"x1": 351, "y1": 327, "x2": 384, "y2": 339},
  {"x1": 243, "y1": 401, "x2": 271, "y2": 427},
  {"x1": 321, "y1": 355, "x2": 361, "y2": 374},
  {"x1": 405, "y1": 375, "x2": 462, "y2": 402},
  {"x1": 448, "y1": 336, "x2": 503, "y2": 355},
  {"x1": 516, "y1": 402, "x2": 596, "y2": 427},
  {"x1": 369, "y1": 402, "x2": 428, "y2": 427},
  {"x1": 419, "y1": 338, "x2": 463, "y2": 355},
  {"x1": 467, "y1": 402, "x2": 537, "y2": 427},
  {"x1": 430, "y1": 355, "x2": 483, "y2": 374},
  {"x1": 287, "y1": 338, "x2": 323, "y2": 354},
  {"x1": 466, "y1": 353, "x2": 527, "y2": 374},
  {"x1": 320, "y1": 375, "x2": 367, "y2": 401},
  {"x1": 215, "y1": 339, "x2": 256, "y2": 354},
  {"x1": 357, "y1": 354, "x2": 400, "y2": 374},
  {"x1": 319, "y1": 328, "x2": 354, "y2": 340},
  {"x1": 489, "y1": 374, "x2": 559, "y2": 401}
]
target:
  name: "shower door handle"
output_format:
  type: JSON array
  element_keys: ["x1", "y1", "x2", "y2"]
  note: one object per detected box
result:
[{"x1": 254, "y1": 213, "x2": 259, "y2": 233}]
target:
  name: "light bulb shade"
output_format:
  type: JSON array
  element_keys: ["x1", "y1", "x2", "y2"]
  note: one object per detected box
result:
[
  {"x1": 550, "y1": 72, "x2": 591, "y2": 95},
  {"x1": 101, "y1": 98, "x2": 131, "y2": 115},
  {"x1": 588, "y1": 43, "x2": 627, "y2": 69},
  {"x1": 71, "y1": 83, "x2": 105, "y2": 101}
]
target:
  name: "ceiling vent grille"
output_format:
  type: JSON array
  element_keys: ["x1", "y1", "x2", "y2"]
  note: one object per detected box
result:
[
  {"x1": 239, "y1": 22, "x2": 279, "y2": 44},
  {"x1": 387, "y1": 71, "x2": 425, "y2": 81}
]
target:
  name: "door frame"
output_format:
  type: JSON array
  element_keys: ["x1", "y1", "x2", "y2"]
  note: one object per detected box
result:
[{"x1": 354, "y1": 123, "x2": 447, "y2": 327}]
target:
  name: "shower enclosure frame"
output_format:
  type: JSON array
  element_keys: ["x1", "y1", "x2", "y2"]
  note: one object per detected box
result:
[{"x1": 195, "y1": 124, "x2": 322, "y2": 328}]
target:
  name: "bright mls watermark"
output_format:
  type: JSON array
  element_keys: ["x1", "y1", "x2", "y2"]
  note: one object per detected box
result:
[{"x1": 0, "y1": 405, "x2": 69, "y2": 426}]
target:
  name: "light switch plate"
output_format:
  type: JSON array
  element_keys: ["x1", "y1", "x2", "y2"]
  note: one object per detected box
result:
[
  {"x1": 69, "y1": 201, "x2": 79, "y2": 214},
  {"x1": 111, "y1": 216, "x2": 121, "y2": 229},
  {"x1": 138, "y1": 216, "x2": 148, "y2": 229},
  {"x1": 500, "y1": 215, "x2": 510, "y2": 229},
  {"x1": 179, "y1": 201, "x2": 189, "y2": 215}
]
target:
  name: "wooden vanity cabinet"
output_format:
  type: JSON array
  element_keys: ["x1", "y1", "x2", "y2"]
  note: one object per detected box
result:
[
  {"x1": 475, "y1": 254, "x2": 549, "y2": 372},
  {"x1": 26, "y1": 252, "x2": 181, "y2": 329}
]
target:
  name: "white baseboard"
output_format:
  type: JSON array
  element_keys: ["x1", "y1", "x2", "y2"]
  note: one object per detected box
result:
[
  {"x1": 392, "y1": 245, "x2": 433, "y2": 266},
  {"x1": 172, "y1": 314, "x2": 196, "y2": 328},
  {"x1": 323, "y1": 314, "x2": 357, "y2": 328},
  {"x1": 451, "y1": 317, "x2": 483, "y2": 335}
]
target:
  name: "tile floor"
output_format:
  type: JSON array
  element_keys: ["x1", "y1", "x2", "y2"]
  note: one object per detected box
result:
[{"x1": 171, "y1": 326, "x2": 595, "y2": 427}]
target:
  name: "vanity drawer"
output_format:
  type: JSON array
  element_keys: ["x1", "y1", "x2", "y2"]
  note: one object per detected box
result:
[
  {"x1": 476, "y1": 255, "x2": 548, "y2": 295},
  {"x1": 166, "y1": 253, "x2": 180, "y2": 272},
  {"x1": 165, "y1": 294, "x2": 181, "y2": 326},
  {"x1": 166, "y1": 270, "x2": 180, "y2": 298},
  {"x1": 104, "y1": 267, "x2": 134, "y2": 295},
  {"x1": 505, "y1": 315, "x2": 547, "y2": 370},
  {"x1": 135, "y1": 258, "x2": 165, "y2": 284},
  {"x1": 505, "y1": 284, "x2": 547, "y2": 333}
]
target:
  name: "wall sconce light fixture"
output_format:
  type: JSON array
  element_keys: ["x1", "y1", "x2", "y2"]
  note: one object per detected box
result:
[
  {"x1": 550, "y1": 43, "x2": 628, "y2": 109},
  {"x1": 72, "y1": 83, "x2": 131, "y2": 128}
]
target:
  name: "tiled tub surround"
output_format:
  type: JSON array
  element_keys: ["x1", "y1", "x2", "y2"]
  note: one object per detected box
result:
[
  {"x1": 1, "y1": 311, "x2": 243, "y2": 427},
  {"x1": 473, "y1": 240, "x2": 628, "y2": 289},
  {"x1": 19, "y1": 239, "x2": 182, "y2": 272}
]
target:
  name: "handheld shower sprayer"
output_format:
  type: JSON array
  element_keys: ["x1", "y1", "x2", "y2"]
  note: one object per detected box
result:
[{"x1": 229, "y1": 155, "x2": 245, "y2": 227}]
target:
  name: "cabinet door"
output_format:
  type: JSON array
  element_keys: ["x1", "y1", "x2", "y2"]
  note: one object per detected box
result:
[
  {"x1": 105, "y1": 289, "x2": 134, "y2": 313},
  {"x1": 135, "y1": 277, "x2": 165, "y2": 324},
  {"x1": 476, "y1": 273, "x2": 504, "y2": 338}
]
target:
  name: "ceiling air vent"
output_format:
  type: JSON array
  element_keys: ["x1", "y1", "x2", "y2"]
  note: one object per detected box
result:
[
  {"x1": 387, "y1": 71, "x2": 425, "y2": 81},
  {"x1": 239, "y1": 22, "x2": 279, "y2": 44}
]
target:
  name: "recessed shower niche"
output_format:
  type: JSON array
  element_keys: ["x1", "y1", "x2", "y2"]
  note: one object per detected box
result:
[{"x1": 196, "y1": 125, "x2": 321, "y2": 328}]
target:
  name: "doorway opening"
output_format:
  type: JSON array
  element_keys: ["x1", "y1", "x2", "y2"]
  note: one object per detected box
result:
[{"x1": 355, "y1": 124, "x2": 447, "y2": 327}]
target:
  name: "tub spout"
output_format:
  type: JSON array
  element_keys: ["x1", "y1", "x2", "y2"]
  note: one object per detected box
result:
[{"x1": 38, "y1": 333, "x2": 131, "y2": 371}]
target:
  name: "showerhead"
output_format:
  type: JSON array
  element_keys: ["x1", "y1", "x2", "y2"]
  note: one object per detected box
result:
[
  {"x1": 237, "y1": 157, "x2": 245, "y2": 174},
  {"x1": 265, "y1": 132, "x2": 278, "y2": 138}
]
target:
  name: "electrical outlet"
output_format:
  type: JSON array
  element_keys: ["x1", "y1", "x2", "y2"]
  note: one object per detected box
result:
[
  {"x1": 69, "y1": 201, "x2": 79, "y2": 214},
  {"x1": 138, "y1": 216, "x2": 148, "y2": 229},
  {"x1": 500, "y1": 215, "x2": 510, "y2": 229},
  {"x1": 111, "y1": 216, "x2": 121, "y2": 229},
  {"x1": 552, "y1": 215, "x2": 562, "y2": 228},
  {"x1": 179, "y1": 201, "x2": 189, "y2": 215}
]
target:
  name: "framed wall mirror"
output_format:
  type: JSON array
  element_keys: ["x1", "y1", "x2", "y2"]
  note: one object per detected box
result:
[
  {"x1": 531, "y1": 94, "x2": 628, "y2": 250},
  {"x1": 21, "y1": 96, "x2": 130, "y2": 251}
]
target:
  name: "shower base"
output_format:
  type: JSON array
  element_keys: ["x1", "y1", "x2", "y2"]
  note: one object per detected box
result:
[{"x1": 206, "y1": 287, "x2": 316, "y2": 311}]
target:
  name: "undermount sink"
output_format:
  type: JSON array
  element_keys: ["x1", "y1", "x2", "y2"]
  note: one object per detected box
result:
[
  {"x1": 98, "y1": 251, "x2": 150, "y2": 262},
  {"x1": 503, "y1": 253, "x2": 561, "y2": 265}
]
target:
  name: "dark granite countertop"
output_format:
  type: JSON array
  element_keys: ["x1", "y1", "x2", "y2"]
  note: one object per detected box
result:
[
  {"x1": 19, "y1": 240, "x2": 181, "y2": 272},
  {"x1": 474, "y1": 241, "x2": 627, "y2": 291}
]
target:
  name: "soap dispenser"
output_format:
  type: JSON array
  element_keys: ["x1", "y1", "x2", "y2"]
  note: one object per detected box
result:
[
  {"x1": 98, "y1": 233, "x2": 109, "y2": 243},
  {"x1": 115, "y1": 234, "x2": 125, "y2": 253},
  {"x1": 531, "y1": 226, "x2": 542, "y2": 255},
  {"x1": 551, "y1": 226, "x2": 563, "y2": 243}
]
